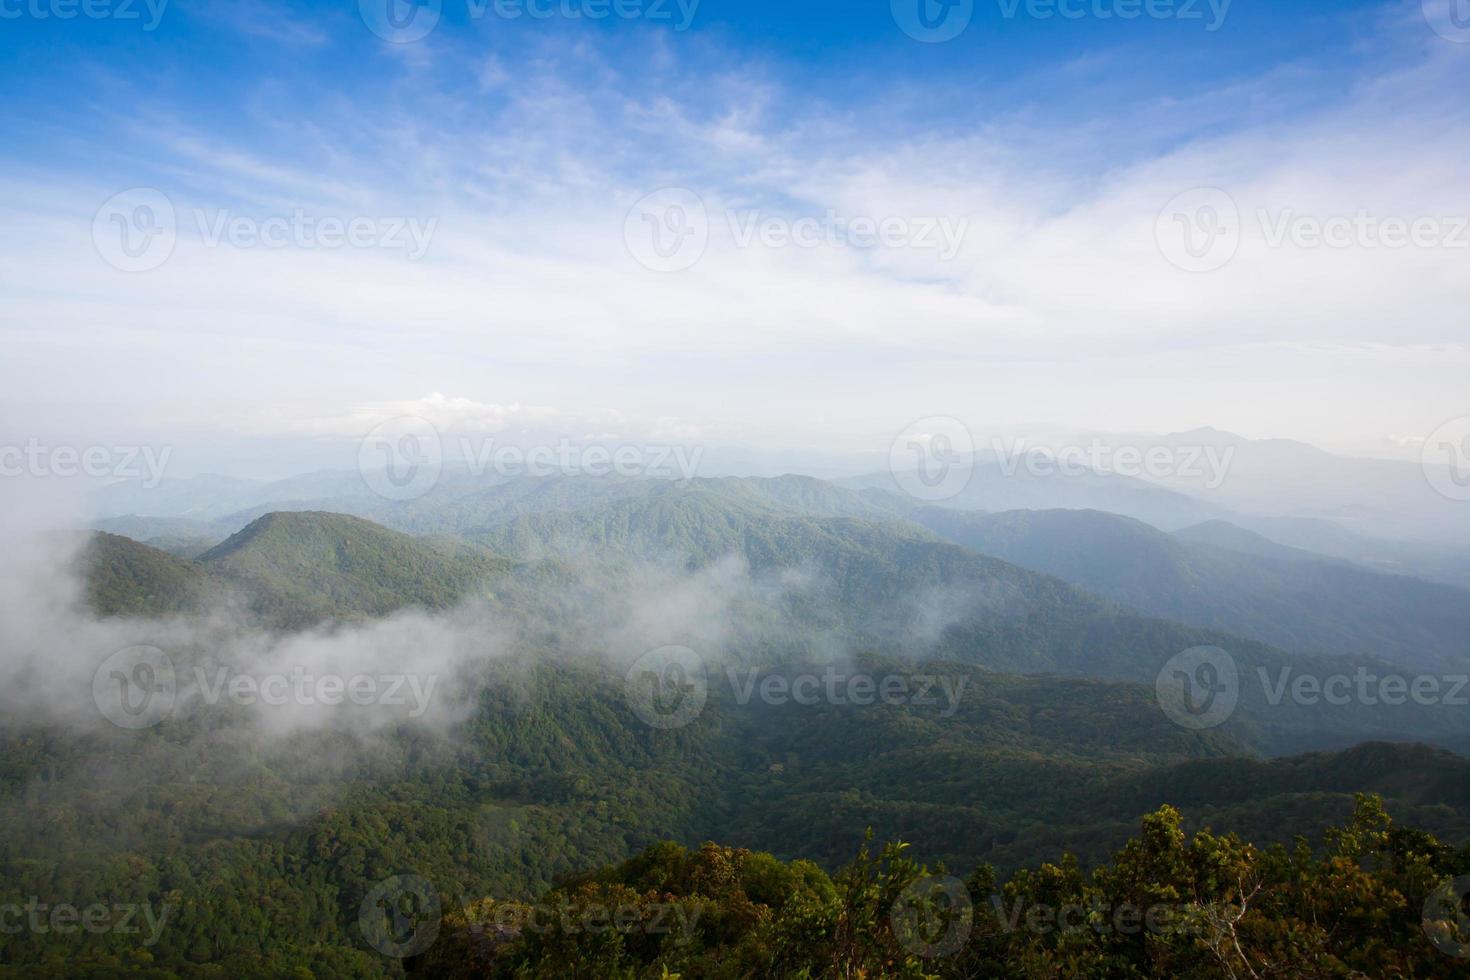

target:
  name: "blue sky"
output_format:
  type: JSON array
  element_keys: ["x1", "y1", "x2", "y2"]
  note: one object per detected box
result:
[
  {"x1": 1, "y1": 0, "x2": 1468, "y2": 465},
  {"x1": 0, "y1": 0, "x2": 1415, "y2": 166}
]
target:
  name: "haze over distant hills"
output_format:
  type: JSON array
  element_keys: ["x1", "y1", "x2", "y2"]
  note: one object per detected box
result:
[
  {"x1": 910, "y1": 507, "x2": 1470, "y2": 672},
  {"x1": 85, "y1": 426, "x2": 1470, "y2": 590},
  {"x1": 79, "y1": 475, "x2": 1470, "y2": 756},
  {"x1": 7, "y1": 427, "x2": 1469, "y2": 977}
]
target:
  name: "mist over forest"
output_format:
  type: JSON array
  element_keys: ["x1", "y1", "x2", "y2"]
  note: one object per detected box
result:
[{"x1": 5, "y1": 0, "x2": 1470, "y2": 975}]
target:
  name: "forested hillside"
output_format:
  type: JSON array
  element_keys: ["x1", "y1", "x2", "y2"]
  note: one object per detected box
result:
[
  {"x1": 5, "y1": 641, "x2": 1470, "y2": 977},
  {"x1": 15, "y1": 477, "x2": 1467, "y2": 977},
  {"x1": 911, "y1": 507, "x2": 1470, "y2": 671}
]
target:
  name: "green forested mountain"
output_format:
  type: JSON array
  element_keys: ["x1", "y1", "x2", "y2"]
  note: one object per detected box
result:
[
  {"x1": 1172, "y1": 517, "x2": 1321, "y2": 559},
  {"x1": 457, "y1": 487, "x2": 1470, "y2": 754},
  {"x1": 90, "y1": 515, "x2": 233, "y2": 554},
  {"x1": 199, "y1": 512, "x2": 517, "y2": 627},
  {"x1": 111, "y1": 470, "x2": 1470, "y2": 668},
  {"x1": 412, "y1": 795, "x2": 1470, "y2": 979},
  {"x1": 5, "y1": 645, "x2": 1470, "y2": 978},
  {"x1": 842, "y1": 455, "x2": 1234, "y2": 530},
  {"x1": 910, "y1": 506, "x2": 1470, "y2": 672},
  {"x1": 29, "y1": 485, "x2": 1470, "y2": 977},
  {"x1": 77, "y1": 501, "x2": 1470, "y2": 755},
  {"x1": 81, "y1": 512, "x2": 519, "y2": 629},
  {"x1": 81, "y1": 532, "x2": 224, "y2": 617}
]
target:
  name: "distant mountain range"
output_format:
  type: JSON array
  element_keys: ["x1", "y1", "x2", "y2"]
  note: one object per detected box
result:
[
  {"x1": 12, "y1": 455, "x2": 1470, "y2": 977},
  {"x1": 79, "y1": 477, "x2": 1470, "y2": 757},
  {"x1": 87, "y1": 425, "x2": 1470, "y2": 592},
  {"x1": 910, "y1": 507, "x2": 1470, "y2": 672}
]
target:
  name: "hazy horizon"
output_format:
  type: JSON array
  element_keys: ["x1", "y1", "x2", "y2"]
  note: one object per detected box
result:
[
  {"x1": 4, "y1": 4, "x2": 1470, "y2": 977},
  {"x1": 4, "y1": 0, "x2": 1469, "y2": 463}
]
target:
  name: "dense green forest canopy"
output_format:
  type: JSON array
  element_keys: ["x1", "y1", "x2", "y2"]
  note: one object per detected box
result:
[{"x1": 3, "y1": 477, "x2": 1467, "y2": 976}]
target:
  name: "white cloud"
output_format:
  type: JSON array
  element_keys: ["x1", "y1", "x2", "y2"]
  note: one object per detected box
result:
[{"x1": 1, "y1": 6, "x2": 1466, "y2": 453}]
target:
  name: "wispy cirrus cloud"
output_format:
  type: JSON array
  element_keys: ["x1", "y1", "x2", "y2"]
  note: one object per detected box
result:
[{"x1": 0, "y1": 1, "x2": 1466, "y2": 451}]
